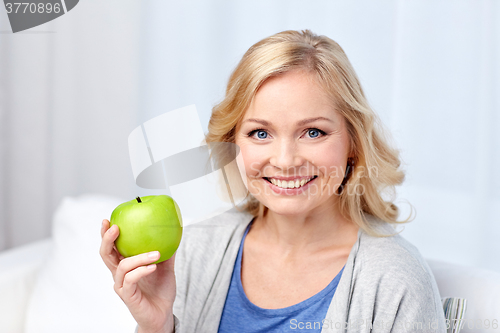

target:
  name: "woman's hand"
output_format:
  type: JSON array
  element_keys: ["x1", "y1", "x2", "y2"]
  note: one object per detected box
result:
[{"x1": 99, "y1": 219, "x2": 176, "y2": 333}]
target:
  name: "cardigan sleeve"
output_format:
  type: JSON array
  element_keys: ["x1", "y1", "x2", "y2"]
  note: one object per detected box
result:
[
  {"x1": 347, "y1": 261, "x2": 447, "y2": 333},
  {"x1": 346, "y1": 232, "x2": 448, "y2": 333},
  {"x1": 388, "y1": 279, "x2": 447, "y2": 333}
]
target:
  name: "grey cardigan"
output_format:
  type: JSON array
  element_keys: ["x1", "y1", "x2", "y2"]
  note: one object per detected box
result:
[{"x1": 135, "y1": 208, "x2": 446, "y2": 333}]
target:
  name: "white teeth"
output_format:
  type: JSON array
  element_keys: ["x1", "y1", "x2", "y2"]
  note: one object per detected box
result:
[{"x1": 267, "y1": 177, "x2": 315, "y2": 189}]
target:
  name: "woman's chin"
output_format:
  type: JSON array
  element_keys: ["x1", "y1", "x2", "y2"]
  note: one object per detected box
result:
[{"x1": 259, "y1": 200, "x2": 314, "y2": 217}]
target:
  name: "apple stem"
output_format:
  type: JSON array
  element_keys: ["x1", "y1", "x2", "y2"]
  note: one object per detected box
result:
[{"x1": 136, "y1": 196, "x2": 142, "y2": 203}]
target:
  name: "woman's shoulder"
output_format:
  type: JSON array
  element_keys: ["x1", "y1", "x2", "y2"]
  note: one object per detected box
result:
[
  {"x1": 171, "y1": 208, "x2": 255, "y2": 328},
  {"x1": 347, "y1": 214, "x2": 446, "y2": 331},
  {"x1": 354, "y1": 214, "x2": 436, "y2": 288}
]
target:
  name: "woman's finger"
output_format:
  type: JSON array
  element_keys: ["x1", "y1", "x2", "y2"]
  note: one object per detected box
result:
[
  {"x1": 119, "y1": 264, "x2": 157, "y2": 301},
  {"x1": 99, "y1": 224, "x2": 121, "y2": 273},
  {"x1": 114, "y1": 251, "x2": 160, "y2": 289},
  {"x1": 113, "y1": 244, "x2": 125, "y2": 260},
  {"x1": 101, "y1": 219, "x2": 109, "y2": 238},
  {"x1": 102, "y1": 219, "x2": 125, "y2": 260}
]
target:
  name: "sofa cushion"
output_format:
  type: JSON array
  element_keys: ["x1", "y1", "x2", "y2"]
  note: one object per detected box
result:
[
  {"x1": 0, "y1": 238, "x2": 51, "y2": 332},
  {"x1": 428, "y1": 259, "x2": 500, "y2": 333},
  {"x1": 25, "y1": 194, "x2": 137, "y2": 333}
]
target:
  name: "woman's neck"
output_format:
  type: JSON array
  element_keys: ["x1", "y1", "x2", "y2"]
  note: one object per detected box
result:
[{"x1": 247, "y1": 204, "x2": 359, "y2": 259}]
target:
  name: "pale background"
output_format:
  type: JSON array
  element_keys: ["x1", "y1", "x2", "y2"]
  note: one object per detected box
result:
[{"x1": 0, "y1": 0, "x2": 499, "y2": 272}]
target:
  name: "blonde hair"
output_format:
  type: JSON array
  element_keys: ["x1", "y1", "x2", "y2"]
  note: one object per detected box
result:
[{"x1": 205, "y1": 29, "x2": 414, "y2": 237}]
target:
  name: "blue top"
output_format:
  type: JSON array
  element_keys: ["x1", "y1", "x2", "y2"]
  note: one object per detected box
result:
[{"x1": 218, "y1": 219, "x2": 345, "y2": 333}]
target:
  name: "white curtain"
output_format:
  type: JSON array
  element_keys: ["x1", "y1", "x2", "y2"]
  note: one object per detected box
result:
[
  {"x1": 0, "y1": 0, "x2": 140, "y2": 249},
  {"x1": 1, "y1": 0, "x2": 499, "y2": 272}
]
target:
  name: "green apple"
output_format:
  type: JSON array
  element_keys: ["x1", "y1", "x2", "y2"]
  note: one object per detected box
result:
[{"x1": 109, "y1": 195, "x2": 183, "y2": 264}]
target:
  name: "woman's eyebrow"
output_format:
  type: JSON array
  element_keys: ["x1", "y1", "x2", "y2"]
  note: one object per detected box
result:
[{"x1": 243, "y1": 117, "x2": 334, "y2": 126}]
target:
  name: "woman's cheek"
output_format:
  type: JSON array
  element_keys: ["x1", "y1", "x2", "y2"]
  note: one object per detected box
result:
[
  {"x1": 235, "y1": 147, "x2": 249, "y2": 189},
  {"x1": 235, "y1": 142, "x2": 264, "y2": 188},
  {"x1": 238, "y1": 144, "x2": 260, "y2": 176}
]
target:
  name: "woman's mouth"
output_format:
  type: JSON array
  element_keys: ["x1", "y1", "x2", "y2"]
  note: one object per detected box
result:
[
  {"x1": 262, "y1": 176, "x2": 319, "y2": 196},
  {"x1": 263, "y1": 176, "x2": 318, "y2": 189}
]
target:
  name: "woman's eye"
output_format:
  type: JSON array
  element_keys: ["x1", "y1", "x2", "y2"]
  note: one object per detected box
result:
[
  {"x1": 306, "y1": 128, "x2": 326, "y2": 138},
  {"x1": 256, "y1": 130, "x2": 268, "y2": 139},
  {"x1": 247, "y1": 128, "x2": 325, "y2": 140},
  {"x1": 248, "y1": 129, "x2": 268, "y2": 139}
]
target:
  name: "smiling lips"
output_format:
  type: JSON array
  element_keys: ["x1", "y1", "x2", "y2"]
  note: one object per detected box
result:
[{"x1": 264, "y1": 176, "x2": 317, "y2": 189}]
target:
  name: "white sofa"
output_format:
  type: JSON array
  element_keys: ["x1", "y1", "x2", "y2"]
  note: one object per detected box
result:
[{"x1": 1, "y1": 194, "x2": 499, "y2": 333}]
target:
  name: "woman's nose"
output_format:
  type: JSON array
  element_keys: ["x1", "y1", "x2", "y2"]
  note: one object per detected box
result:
[{"x1": 269, "y1": 139, "x2": 304, "y2": 172}]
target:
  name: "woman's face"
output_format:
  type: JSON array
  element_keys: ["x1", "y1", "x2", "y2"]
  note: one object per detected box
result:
[{"x1": 234, "y1": 69, "x2": 352, "y2": 217}]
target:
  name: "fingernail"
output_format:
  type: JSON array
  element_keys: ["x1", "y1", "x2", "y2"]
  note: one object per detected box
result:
[{"x1": 148, "y1": 251, "x2": 159, "y2": 259}]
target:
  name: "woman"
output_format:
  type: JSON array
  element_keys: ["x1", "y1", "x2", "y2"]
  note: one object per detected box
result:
[{"x1": 100, "y1": 30, "x2": 446, "y2": 333}]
